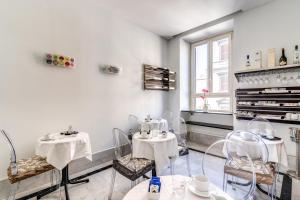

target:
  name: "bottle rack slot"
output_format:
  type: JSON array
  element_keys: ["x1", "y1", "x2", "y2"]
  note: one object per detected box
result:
[{"x1": 236, "y1": 86, "x2": 300, "y2": 124}]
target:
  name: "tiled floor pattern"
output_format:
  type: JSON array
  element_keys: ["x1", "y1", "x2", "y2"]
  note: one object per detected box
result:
[{"x1": 13, "y1": 150, "x2": 278, "y2": 200}]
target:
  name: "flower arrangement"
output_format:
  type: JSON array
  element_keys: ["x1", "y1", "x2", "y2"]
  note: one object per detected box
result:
[{"x1": 201, "y1": 89, "x2": 209, "y2": 112}]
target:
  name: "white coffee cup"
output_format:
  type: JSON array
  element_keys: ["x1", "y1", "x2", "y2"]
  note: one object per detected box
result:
[
  {"x1": 291, "y1": 113, "x2": 298, "y2": 120},
  {"x1": 285, "y1": 113, "x2": 291, "y2": 120},
  {"x1": 192, "y1": 175, "x2": 209, "y2": 192}
]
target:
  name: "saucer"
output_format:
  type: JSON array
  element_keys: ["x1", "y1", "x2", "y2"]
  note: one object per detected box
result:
[{"x1": 188, "y1": 183, "x2": 211, "y2": 198}]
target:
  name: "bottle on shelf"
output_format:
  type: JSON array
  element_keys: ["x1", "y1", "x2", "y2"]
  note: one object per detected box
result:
[
  {"x1": 246, "y1": 55, "x2": 251, "y2": 67},
  {"x1": 279, "y1": 48, "x2": 287, "y2": 66},
  {"x1": 293, "y1": 45, "x2": 300, "y2": 64},
  {"x1": 254, "y1": 50, "x2": 262, "y2": 68},
  {"x1": 267, "y1": 48, "x2": 276, "y2": 67}
]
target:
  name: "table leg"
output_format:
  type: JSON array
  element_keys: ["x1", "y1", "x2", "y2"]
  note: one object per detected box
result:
[
  {"x1": 61, "y1": 166, "x2": 70, "y2": 200},
  {"x1": 36, "y1": 165, "x2": 89, "y2": 200}
]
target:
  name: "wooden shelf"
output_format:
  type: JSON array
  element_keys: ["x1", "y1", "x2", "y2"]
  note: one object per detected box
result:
[
  {"x1": 234, "y1": 64, "x2": 300, "y2": 78},
  {"x1": 143, "y1": 64, "x2": 176, "y2": 91}
]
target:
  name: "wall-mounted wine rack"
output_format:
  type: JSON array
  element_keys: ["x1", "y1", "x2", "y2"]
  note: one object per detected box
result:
[
  {"x1": 143, "y1": 64, "x2": 176, "y2": 91},
  {"x1": 236, "y1": 86, "x2": 300, "y2": 125}
]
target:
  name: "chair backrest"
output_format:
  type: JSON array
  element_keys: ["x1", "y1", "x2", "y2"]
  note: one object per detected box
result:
[
  {"x1": 1, "y1": 130, "x2": 18, "y2": 175},
  {"x1": 202, "y1": 139, "x2": 256, "y2": 200},
  {"x1": 112, "y1": 128, "x2": 132, "y2": 160},
  {"x1": 128, "y1": 114, "x2": 140, "y2": 135},
  {"x1": 226, "y1": 130, "x2": 269, "y2": 163},
  {"x1": 247, "y1": 117, "x2": 275, "y2": 137},
  {"x1": 162, "y1": 111, "x2": 174, "y2": 132}
]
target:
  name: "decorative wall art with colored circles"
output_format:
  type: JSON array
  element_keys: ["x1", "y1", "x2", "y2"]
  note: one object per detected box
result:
[{"x1": 46, "y1": 53, "x2": 75, "y2": 68}]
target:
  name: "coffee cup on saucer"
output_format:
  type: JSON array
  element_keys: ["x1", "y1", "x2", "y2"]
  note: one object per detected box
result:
[
  {"x1": 192, "y1": 175, "x2": 209, "y2": 192},
  {"x1": 41, "y1": 133, "x2": 53, "y2": 141}
]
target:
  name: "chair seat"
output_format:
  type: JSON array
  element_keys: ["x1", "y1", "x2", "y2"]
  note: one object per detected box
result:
[
  {"x1": 113, "y1": 154, "x2": 155, "y2": 181},
  {"x1": 224, "y1": 163, "x2": 274, "y2": 185},
  {"x1": 178, "y1": 145, "x2": 189, "y2": 156},
  {"x1": 7, "y1": 155, "x2": 54, "y2": 184}
]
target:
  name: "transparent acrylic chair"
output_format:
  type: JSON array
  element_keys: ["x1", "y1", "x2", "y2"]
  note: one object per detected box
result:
[
  {"x1": 169, "y1": 117, "x2": 191, "y2": 177},
  {"x1": 226, "y1": 130, "x2": 277, "y2": 199},
  {"x1": 247, "y1": 117, "x2": 275, "y2": 138},
  {"x1": 202, "y1": 139, "x2": 256, "y2": 200},
  {"x1": 128, "y1": 114, "x2": 140, "y2": 141},
  {"x1": 162, "y1": 110, "x2": 174, "y2": 132},
  {"x1": 108, "y1": 128, "x2": 156, "y2": 200},
  {"x1": 1, "y1": 129, "x2": 60, "y2": 200}
]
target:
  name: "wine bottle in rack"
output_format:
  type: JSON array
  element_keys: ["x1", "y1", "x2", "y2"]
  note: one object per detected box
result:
[{"x1": 279, "y1": 48, "x2": 287, "y2": 66}]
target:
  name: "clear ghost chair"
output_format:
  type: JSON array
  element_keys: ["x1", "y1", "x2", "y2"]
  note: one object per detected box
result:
[
  {"x1": 202, "y1": 139, "x2": 256, "y2": 200},
  {"x1": 108, "y1": 128, "x2": 156, "y2": 200},
  {"x1": 226, "y1": 130, "x2": 277, "y2": 200},
  {"x1": 169, "y1": 117, "x2": 191, "y2": 177},
  {"x1": 162, "y1": 111, "x2": 174, "y2": 132},
  {"x1": 128, "y1": 114, "x2": 140, "y2": 140},
  {"x1": 247, "y1": 117, "x2": 275, "y2": 138},
  {"x1": 1, "y1": 129, "x2": 60, "y2": 200}
]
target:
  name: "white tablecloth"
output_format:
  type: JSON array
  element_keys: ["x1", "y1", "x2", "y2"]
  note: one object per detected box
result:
[
  {"x1": 123, "y1": 175, "x2": 233, "y2": 200},
  {"x1": 143, "y1": 119, "x2": 169, "y2": 132},
  {"x1": 132, "y1": 132, "x2": 178, "y2": 174},
  {"x1": 36, "y1": 132, "x2": 92, "y2": 170},
  {"x1": 223, "y1": 132, "x2": 288, "y2": 168}
]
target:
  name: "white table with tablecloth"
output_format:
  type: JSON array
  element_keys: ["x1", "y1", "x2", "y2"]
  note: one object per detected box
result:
[
  {"x1": 222, "y1": 131, "x2": 288, "y2": 168},
  {"x1": 132, "y1": 132, "x2": 178, "y2": 175},
  {"x1": 123, "y1": 175, "x2": 233, "y2": 200},
  {"x1": 36, "y1": 132, "x2": 92, "y2": 170}
]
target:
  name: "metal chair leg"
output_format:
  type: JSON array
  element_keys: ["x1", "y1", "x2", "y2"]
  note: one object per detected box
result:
[
  {"x1": 9, "y1": 182, "x2": 20, "y2": 200},
  {"x1": 185, "y1": 154, "x2": 191, "y2": 177},
  {"x1": 50, "y1": 170, "x2": 54, "y2": 186},
  {"x1": 108, "y1": 169, "x2": 116, "y2": 200},
  {"x1": 169, "y1": 157, "x2": 175, "y2": 175}
]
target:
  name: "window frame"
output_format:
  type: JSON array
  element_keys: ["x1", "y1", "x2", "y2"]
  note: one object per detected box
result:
[{"x1": 190, "y1": 33, "x2": 233, "y2": 113}]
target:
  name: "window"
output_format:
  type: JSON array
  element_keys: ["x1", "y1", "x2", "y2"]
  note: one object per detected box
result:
[{"x1": 191, "y1": 33, "x2": 232, "y2": 112}]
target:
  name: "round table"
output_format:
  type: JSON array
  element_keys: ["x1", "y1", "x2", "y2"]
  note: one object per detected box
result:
[
  {"x1": 132, "y1": 132, "x2": 178, "y2": 175},
  {"x1": 35, "y1": 132, "x2": 92, "y2": 200},
  {"x1": 223, "y1": 131, "x2": 288, "y2": 168},
  {"x1": 123, "y1": 175, "x2": 233, "y2": 200}
]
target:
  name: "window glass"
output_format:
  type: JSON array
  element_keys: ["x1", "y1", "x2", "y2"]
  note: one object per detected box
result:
[
  {"x1": 192, "y1": 34, "x2": 231, "y2": 113},
  {"x1": 195, "y1": 43, "x2": 208, "y2": 94},
  {"x1": 212, "y1": 38, "x2": 229, "y2": 93}
]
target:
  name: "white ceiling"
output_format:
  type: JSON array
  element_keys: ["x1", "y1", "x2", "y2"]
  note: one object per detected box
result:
[{"x1": 97, "y1": 0, "x2": 274, "y2": 37}]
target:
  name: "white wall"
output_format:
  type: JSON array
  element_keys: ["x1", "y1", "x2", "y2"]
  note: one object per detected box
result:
[
  {"x1": 232, "y1": 0, "x2": 300, "y2": 171},
  {"x1": 180, "y1": 40, "x2": 190, "y2": 111},
  {"x1": 0, "y1": 0, "x2": 168, "y2": 180}
]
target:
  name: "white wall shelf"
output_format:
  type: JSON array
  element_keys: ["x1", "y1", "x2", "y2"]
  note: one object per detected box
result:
[{"x1": 234, "y1": 64, "x2": 300, "y2": 80}]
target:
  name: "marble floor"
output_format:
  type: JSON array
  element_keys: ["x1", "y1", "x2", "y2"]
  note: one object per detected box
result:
[{"x1": 21, "y1": 150, "x2": 276, "y2": 200}]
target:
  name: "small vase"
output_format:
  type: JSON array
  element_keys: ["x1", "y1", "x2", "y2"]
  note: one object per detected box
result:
[{"x1": 203, "y1": 104, "x2": 209, "y2": 112}]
